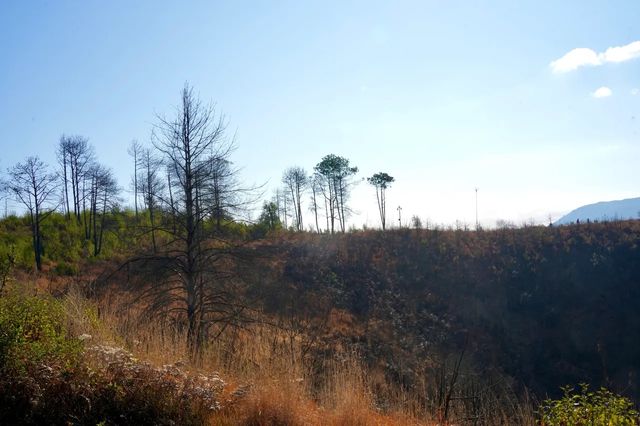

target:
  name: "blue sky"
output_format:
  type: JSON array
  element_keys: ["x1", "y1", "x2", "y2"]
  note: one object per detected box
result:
[{"x1": 1, "y1": 1, "x2": 639, "y2": 227}]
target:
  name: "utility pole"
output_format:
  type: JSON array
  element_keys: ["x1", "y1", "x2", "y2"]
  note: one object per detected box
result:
[
  {"x1": 397, "y1": 205, "x2": 402, "y2": 228},
  {"x1": 475, "y1": 187, "x2": 479, "y2": 230}
]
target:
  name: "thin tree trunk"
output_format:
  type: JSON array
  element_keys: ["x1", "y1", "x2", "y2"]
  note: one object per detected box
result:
[
  {"x1": 31, "y1": 211, "x2": 41, "y2": 271},
  {"x1": 62, "y1": 150, "x2": 70, "y2": 219},
  {"x1": 133, "y1": 149, "x2": 138, "y2": 220},
  {"x1": 93, "y1": 196, "x2": 98, "y2": 255},
  {"x1": 83, "y1": 178, "x2": 89, "y2": 239},
  {"x1": 98, "y1": 189, "x2": 107, "y2": 255},
  {"x1": 296, "y1": 181, "x2": 303, "y2": 231},
  {"x1": 167, "y1": 170, "x2": 176, "y2": 234},
  {"x1": 312, "y1": 185, "x2": 320, "y2": 233},
  {"x1": 149, "y1": 202, "x2": 157, "y2": 253}
]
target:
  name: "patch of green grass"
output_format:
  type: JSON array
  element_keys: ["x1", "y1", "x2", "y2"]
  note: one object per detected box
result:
[{"x1": 539, "y1": 384, "x2": 639, "y2": 425}]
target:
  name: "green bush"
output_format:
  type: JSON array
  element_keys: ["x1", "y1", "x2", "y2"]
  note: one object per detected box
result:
[
  {"x1": 40, "y1": 214, "x2": 84, "y2": 262},
  {"x1": 0, "y1": 293, "x2": 82, "y2": 373},
  {"x1": 539, "y1": 384, "x2": 639, "y2": 425}
]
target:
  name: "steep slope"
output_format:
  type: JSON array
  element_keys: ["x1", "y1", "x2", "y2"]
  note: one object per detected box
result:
[{"x1": 249, "y1": 222, "x2": 640, "y2": 403}]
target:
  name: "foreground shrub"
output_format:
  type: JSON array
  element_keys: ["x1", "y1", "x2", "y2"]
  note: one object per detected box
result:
[
  {"x1": 0, "y1": 293, "x2": 226, "y2": 425},
  {"x1": 0, "y1": 293, "x2": 81, "y2": 373},
  {"x1": 85, "y1": 344, "x2": 226, "y2": 423},
  {"x1": 0, "y1": 293, "x2": 84, "y2": 424},
  {"x1": 538, "y1": 384, "x2": 639, "y2": 425}
]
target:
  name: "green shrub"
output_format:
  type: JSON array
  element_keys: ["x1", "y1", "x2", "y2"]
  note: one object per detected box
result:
[
  {"x1": 40, "y1": 214, "x2": 84, "y2": 262},
  {"x1": 0, "y1": 291, "x2": 220, "y2": 425},
  {"x1": 0, "y1": 293, "x2": 82, "y2": 373},
  {"x1": 539, "y1": 384, "x2": 639, "y2": 425}
]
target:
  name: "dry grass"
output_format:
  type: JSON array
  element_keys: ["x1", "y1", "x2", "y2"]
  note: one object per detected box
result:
[{"x1": 58, "y1": 287, "x2": 535, "y2": 425}]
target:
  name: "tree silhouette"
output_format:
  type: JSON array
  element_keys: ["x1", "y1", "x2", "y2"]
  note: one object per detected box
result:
[
  {"x1": 314, "y1": 154, "x2": 358, "y2": 233},
  {"x1": 128, "y1": 139, "x2": 143, "y2": 220},
  {"x1": 138, "y1": 147, "x2": 164, "y2": 253},
  {"x1": 6, "y1": 156, "x2": 58, "y2": 270},
  {"x1": 367, "y1": 172, "x2": 394, "y2": 230},
  {"x1": 282, "y1": 166, "x2": 308, "y2": 231},
  {"x1": 125, "y1": 83, "x2": 255, "y2": 356},
  {"x1": 87, "y1": 164, "x2": 120, "y2": 256}
]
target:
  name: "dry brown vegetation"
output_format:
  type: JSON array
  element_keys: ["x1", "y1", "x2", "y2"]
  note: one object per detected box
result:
[
  {"x1": 0, "y1": 275, "x2": 537, "y2": 424},
  {"x1": 6, "y1": 219, "x2": 640, "y2": 424},
  {"x1": 59, "y1": 279, "x2": 534, "y2": 425}
]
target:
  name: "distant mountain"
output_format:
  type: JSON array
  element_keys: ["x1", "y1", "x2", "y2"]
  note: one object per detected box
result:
[{"x1": 555, "y1": 197, "x2": 640, "y2": 225}]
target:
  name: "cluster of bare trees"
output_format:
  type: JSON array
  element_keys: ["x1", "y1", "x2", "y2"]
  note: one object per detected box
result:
[
  {"x1": 1, "y1": 80, "x2": 395, "y2": 355},
  {"x1": 5, "y1": 157, "x2": 58, "y2": 270},
  {"x1": 57, "y1": 135, "x2": 93, "y2": 222},
  {"x1": 281, "y1": 167, "x2": 308, "y2": 231},
  {"x1": 126, "y1": 142, "x2": 165, "y2": 252},
  {"x1": 275, "y1": 155, "x2": 361, "y2": 234},
  {"x1": 86, "y1": 164, "x2": 119, "y2": 256},
  {"x1": 1, "y1": 83, "x2": 257, "y2": 354},
  {"x1": 314, "y1": 154, "x2": 359, "y2": 233},
  {"x1": 57, "y1": 135, "x2": 120, "y2": 255},
  {"x1": 1, "y1": 136, "x2": 121, "y2": 271},
  {"x1": 122, "y1": 84, "x2": 259, "y2": 355},
  {"x1": 275, "y1": 157, "x2": 395, "y2": 233}
]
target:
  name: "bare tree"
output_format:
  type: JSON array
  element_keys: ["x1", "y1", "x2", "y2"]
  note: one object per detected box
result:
[
  {"x1": 61, "y1": 135, "x2": 94, "y2": 224},
  {"x1": 56, "y1": 135, "x2": 71, "y2": 218},
  {"x1": 204, "y1": 156, "x2": 242, "y2": 233},
  {"x1": 6, "y1": 156, "x2": 58, "y2": 271},
  {"x1": 87, "y1": 164, "x2": 120, "y2": 256},
  {"x1": 367, "y1": 172, "x2": 394, "y2": 230},
  {"x1": 273, "y1": 188, "x2": 282, "y2": 225},
  {"x1": 310, "y1": 173, "x2": 323, "y2": 233},
  {"x1": 166, "y1": 164, "x2": 177, "y2": 234},
  {"x1": 279, "y1": 184, "x2": 292, "y2": 229},
  {"x1": 145, "y1": 83, "x2": 252, "y2": 355},
  {"x1": 313, "y1": 170, "x2": 335, "y2": 233},
  {"x1": 128, "y1": 139, "x2": 143, "y2": 220},
  {"x1": 138, "y1": 147, "x2": 165, "y2": 253},
  {"x1": 282, "y1": 166, "x2": 308, "y2": 231}
]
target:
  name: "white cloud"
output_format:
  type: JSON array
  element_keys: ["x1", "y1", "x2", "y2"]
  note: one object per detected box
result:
[
  {"x1": 632, "y1": 88, "x2": 639, "y2": 96},
  {"x1": 601, "y1": 41, "x2": 640, "y2": 63},
  {"x1": 550, "y1": 41, "x2": 640, "y2": 73},
  {"x1": 592, "y1": 87, "x2": 612, "y2": 98},
  {"x1": 550, "y1": 48, "x2": 602, "y2": 73}
]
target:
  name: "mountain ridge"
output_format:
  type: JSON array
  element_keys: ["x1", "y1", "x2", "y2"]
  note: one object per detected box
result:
[{"x1": 555, "y1": 196, "x2": 640, "y2": 225}]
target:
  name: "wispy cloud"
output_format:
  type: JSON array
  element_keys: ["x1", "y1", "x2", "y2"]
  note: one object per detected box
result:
[
  {"x1": 592, "y1": 87, "x2": 612, "y2": 98},
  {"x1": 550, "y1": 41, "x2": 640, "y2": 73},
  {"x1": 632, "y1": 88, "x2": 639, "y2": 96}
]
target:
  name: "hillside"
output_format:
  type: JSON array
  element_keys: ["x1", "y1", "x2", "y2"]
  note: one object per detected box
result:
[
  {"x1": 555, "y1": 197, "x2": 640, "y2": 225},
  {"x1": 2, "y1": 216, "x2": 640, "y2": 424},
  {"x1": 244, "y1": 222, "x2": 640, "y2": 403}
]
